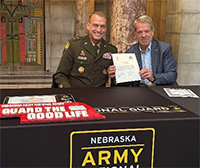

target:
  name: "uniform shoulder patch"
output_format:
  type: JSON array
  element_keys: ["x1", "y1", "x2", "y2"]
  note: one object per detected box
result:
[
  {"x1": 65, "y1": 41, "x2": 70, "y2": 50},
  {"x1": 65, "y1": 36, "x2": 87, "y2": 50}
]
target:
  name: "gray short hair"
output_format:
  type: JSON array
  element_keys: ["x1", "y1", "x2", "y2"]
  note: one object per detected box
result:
[
  {"x1": 89, "y1": 11, "x2": 107, "y2": 22},
  {"x1": 133, "y1": 15, "x2": 154, "y2": 31}
]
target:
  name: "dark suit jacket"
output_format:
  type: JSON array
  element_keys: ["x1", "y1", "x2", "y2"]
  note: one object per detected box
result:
[{"x1": 125, "y1": 39, "x2": 178, "y2": 86}]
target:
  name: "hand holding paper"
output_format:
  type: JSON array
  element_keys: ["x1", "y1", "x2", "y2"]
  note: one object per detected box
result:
[{"x1": 112, "y1": 53, "x2": 141, "y2": 84}]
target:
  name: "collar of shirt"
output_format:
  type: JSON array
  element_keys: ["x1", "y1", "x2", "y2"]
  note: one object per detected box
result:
[
  {"x1": 139, "y1": 42, "x2": 153, "y2": 84},
  {"x1": 139, "y1": 42, "x2": 152, "y2": 53},
  {"x1": 139, "y1": 42, "x2": 152, "y2": 69},
  {"x1": 91, "y1": 40, "x2": 101, "y2": 48}
]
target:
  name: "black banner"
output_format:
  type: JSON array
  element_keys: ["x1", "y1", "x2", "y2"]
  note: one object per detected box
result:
[{"x1": 70, "y1": 128, "x2": 155, "y2": 168}]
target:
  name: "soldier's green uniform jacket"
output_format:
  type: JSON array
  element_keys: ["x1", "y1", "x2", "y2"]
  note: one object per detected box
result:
[{"x1": 54, "y1": 35, "x2": 117, "y2": 88}]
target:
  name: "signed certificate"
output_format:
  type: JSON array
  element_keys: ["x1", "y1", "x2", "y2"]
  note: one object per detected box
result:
[
  {"x1": 112, "y1": 53, "x2": 140, "y2": 84},
  {"x1": 3, "y1": 94, "x2": 76, "y2": 104}
]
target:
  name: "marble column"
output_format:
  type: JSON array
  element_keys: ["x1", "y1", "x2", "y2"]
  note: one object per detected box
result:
[
  {"x1": 75, "y1": 0, "x2": 94, "y2": 37},
  {"x1": 110, "y1": 0, "x2": 147, "y2": 53}
]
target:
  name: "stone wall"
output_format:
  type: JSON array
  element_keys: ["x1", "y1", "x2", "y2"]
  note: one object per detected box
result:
[
  {"x1": 166, "y1": 0, "x2": 200, "y2": 85},
  {"x1": 45, "y1": 0, "x2": 110, "y2": 73},
  {"x1": 178, "y1": 0, "x2": 200, "y2": 85},
  {"x1": 45, "y1": 0, "x2": 200, "y2": 85},
  {"x1": 45, "y1": 0, "x2": 76, "y2": 73}
]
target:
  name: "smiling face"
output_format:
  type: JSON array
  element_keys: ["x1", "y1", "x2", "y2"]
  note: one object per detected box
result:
[
  {"x1": 86, "y1": 14, "x2": 107, "y2": 44},
  {"x1": 135, "y1": 22, "x2": 154, "y2": 51}
]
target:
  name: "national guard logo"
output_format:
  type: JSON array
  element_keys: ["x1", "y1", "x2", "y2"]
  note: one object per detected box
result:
[
  {"x1": 78, "y1": 66, "x2": 85, "y2": 73},
  {"x1": 65, "y1": 42, "x2": 70, "y2": 50},
  {"x1": 30, "y1": 0, "x2": 38, "y2": 4},
  {"x1": 94, "y1": 105, "x2": 187, "y2": 114}
]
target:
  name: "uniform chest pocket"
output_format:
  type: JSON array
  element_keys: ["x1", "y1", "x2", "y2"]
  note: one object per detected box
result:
[
  {"x1": 72, "y1": 59, "x2": 90, "y2": 77},
  {"x1": 96, "y1": 59, "x2": 112, "y2": 80},
  {"x1": 99, "y1": 58, "x2": 112, "y2": 68}
]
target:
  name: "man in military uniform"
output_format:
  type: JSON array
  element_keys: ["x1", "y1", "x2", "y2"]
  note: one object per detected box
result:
[{"x1": 53, "y1": 11, "x2": 117, "y2": 88}]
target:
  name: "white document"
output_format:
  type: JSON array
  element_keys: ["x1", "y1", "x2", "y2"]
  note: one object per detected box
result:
[
  {"x1": 7, "y1": 95, "x2": 57, "y2": 104},
  {"x1": 164, "y1": 88, "x2": 199, "y2": 98},
  {"x1": 112, "y1": 53, "x2": 141, "y2": 84}
]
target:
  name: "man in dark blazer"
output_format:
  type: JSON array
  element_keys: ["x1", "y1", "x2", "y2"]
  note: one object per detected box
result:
[
  {"x1": 108, "y1": 15, "x2": 178, "y2": 86},
  {"x1": 53, "y1": 11, "x2": 117, "y2": 88}
]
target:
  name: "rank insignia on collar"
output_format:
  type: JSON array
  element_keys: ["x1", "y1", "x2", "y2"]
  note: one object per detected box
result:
[
  {"x1": 103, "y1": 52, "x2": 112, "y2": 60},
  {"x1": 65, "y1": 41, "x2": 70, "y2": 50}
]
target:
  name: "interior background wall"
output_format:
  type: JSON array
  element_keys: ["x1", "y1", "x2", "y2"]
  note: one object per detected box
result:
[
  {"x1": 147, "y1": 0, "x2": 168, "y2": 42},
  {"x1": 45, "y1": 0, "x2": 200, "y2": 85},
  {"x1": 147, "y1": 0, "x2": 200, "y2": 85},
  {"x1": 45, "y1": 0, "x2": 75, "y2": 73},
  {"x1": 45, "y1": 0, "x2": 111, "y2": 73},
  {"x1": 175, "y1": 0, "x2": 200, "y2": 85}
]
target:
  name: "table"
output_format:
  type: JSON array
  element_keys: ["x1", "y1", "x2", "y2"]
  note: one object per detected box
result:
[
  {"x1": 150, "y1": 85, "x2": 200, "y2": 116},
  {"x1": 0, "y1": 86, "x2": 199, "y2": 168}
]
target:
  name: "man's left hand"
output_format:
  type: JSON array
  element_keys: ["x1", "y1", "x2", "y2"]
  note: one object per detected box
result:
[{"x1": 139, "y1": 68, "x2": 154, "y2": 82}]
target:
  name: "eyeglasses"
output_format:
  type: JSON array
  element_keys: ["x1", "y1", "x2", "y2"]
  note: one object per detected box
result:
[
  {"x1": 92, "y1": 24, "x2": 107, "y2": 29},
  {"x1": 136, "y1": 30, "x2": 151, "y2": 36}
]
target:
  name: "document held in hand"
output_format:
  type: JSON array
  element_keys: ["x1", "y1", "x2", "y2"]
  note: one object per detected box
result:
[{"x1": 112, "y1": 53, "x2": 141, "y2": 84}]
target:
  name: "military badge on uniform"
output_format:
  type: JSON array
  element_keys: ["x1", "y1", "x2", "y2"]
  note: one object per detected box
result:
[
  {"x1": 78, "y1": 66, "x2": 85, "y2": 73},
  {"x1": 80, "y1": 50, "x2": 85, "y2": 56},
  {"x1": 78, "y1": 50, "x2": 87, "y2": 60},
  {"x1": 103, "y1": 52, "x2": 112, "y2": 60},
  {"x1": 65, "y1": 42, "x2": 70, "y2": 50},
  {"x1": 103, "y1": 69, "x2": 107, "y2": 75}
]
